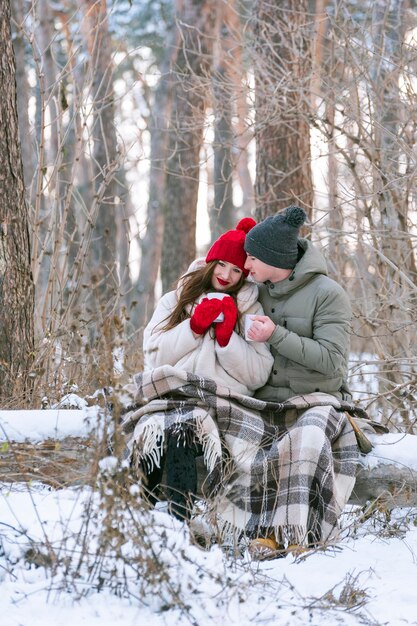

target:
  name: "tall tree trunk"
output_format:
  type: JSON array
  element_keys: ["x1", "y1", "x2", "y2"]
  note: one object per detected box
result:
[
  {"x1": 316, "y1": 7, "x2": 343, "y2": 268},
  {"x1": 77, "y1": 0, "x2": 120, "y2": 386},
  {"x1": 253, "y1": 0, "x2": 313, "y2": 220},
  {"x1": 211, "y1": 65, "x2": 235, "y2": 240},
  {"x1": 231, "y1": 10, "x2": 255, "y2": 217},
  {"x1": 115, "y1": 167, "x2": 134, "y2": 306},
  {"x1": 53, "y1": 8, "x2": 82, "y2": 311},
  {"x1": 326, "y1": 97, "x2": 342, "y2": 264},
  {"x1": 11, "y1": 0, "x2": 34, "y2": 192},
  {"x1": 133, "y1": 27, "x2": 180, "y2": 333},
  {"x1": 29, "y1": 0, "x2": 60, "y2": 321},
  {"x1": 0, "y1": 0, "x2": 34, "y2": 403},
  {"x1": 160, "y1": 0, "x2": 217, "y2": 294},
  {"x1": 35, "y1": 0, "x2": 59, "y2": 170},
  {"x1": 210, "y1": 1, "x2": 237, "y2": 243},
  {"x1": 80, "y1": 0, "x2": 119, "y2": 306}
]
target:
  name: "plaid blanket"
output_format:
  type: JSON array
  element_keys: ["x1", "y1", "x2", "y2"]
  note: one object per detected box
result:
[{"x1": 121, "y1": 365, "x2": 359, "y2": 546}]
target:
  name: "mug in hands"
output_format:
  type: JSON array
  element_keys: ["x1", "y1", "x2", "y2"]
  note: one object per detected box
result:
[
  {"x1": 199, "y1": 292, "x2": 228, "y2": 322},
  {"x1": 244, "y1": 314, "x2": 254, "y2": 341}
]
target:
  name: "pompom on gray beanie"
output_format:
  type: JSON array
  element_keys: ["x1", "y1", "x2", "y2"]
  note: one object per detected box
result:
[{"x1": 244, "y1": 205, "x2": 307, "y2": 269}]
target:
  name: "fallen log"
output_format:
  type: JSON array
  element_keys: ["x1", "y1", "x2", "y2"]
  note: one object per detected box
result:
[
  {"x1": 0, "y1": 436, "x2": 94, "y2": 488},
  {"x1": 350, "y1": 433, "x2": 417, "y2": 507},
  {"x1": 0, "y1": 408, "x2": 101, "y2": 487},
  {"x1": 0, "y1": 411, "x2": 416, "y2": 506}
]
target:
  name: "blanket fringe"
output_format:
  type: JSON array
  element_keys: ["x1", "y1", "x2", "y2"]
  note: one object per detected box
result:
[
  {"x1": 216, "y1": 516, "x2": 309, "y2": 548},
  {"x1": 195, "y1": 415, "x2": 222, "y2": 474},
  {"x1": 136, "y1": 421, "x2": 165, "y2": 472},
  {"x1": 133, "y1": 414, "x2": 221, "y2": 476},
  {"x1": 274, "y1": 524, "x2": 308, "y2": 547},
  {"x1": 201, "y1": 433, "x2": 221, "y2": 474}
]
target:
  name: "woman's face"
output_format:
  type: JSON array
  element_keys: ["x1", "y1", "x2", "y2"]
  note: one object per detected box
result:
[{"x1": 211, "y1": 260, "x2": 243, "y2": 291}]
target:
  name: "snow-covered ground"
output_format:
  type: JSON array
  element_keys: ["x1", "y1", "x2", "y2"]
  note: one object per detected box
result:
[{"x1": 1, "y1": 407, "x2": 417, "y2": 626}]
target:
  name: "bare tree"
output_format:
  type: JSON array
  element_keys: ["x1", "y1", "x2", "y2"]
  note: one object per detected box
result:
[
  {"x1": 8, "y1": 0, "x2": 136, "y2": 397},
  {"x1": 133, "y1": 27, "x2": 180, "y2": 334},
  {"x1": 80, "y1": 0, "x2": 120, "y2": 305},
  {"x1": 0, "y1": 0, "x2": 34, "y2": 403},
  {"x1": 310, "y1": 0, "x2": 417, "y2": 428},
  {"x1": 209, "y1": 0, "x2": 238, "y2": 242},
  {"x1": 366, "y1": 0, "x2": 417, "y2": 424},
  {"x1": 253, "y1": 0, "x2": 314, "y2": 220},
  {"x1": 11, "y1": 0, "x2": 35, "y2": 190},
  {"x1": 35, "y1": 0, "x2": 60, "y2": 169},
  {"x1": 5, "y1": 0, "x2": 417, "y2": 430},
  {"x1": 160, "y1": 0, "x2": 217, "y2": 294}
]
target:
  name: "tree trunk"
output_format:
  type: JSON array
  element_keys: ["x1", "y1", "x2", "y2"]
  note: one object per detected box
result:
[
  {"x1": 80, "y1": 0, "x2": 119, "y2": 305},
  {"x1": 115, "y1": 167, "x2": 134, "y2": 307},
  {"x1": 11, "y1": 0, "x2": 35, "y2": 192},
  {"x1": 209, "y1": 1, "x2": 237, "y2": 243},
  {"x1": 321, "y1": 18, "x2": 343, "y2": 270},
  {"x1": 160, "y1": 0, "x2": 217, "y2": 294},
  {"x1": 132, "y1": 27, "x2": 180, "y2": 334},
  {"x1": 0, "y1": 0, "x2": 35, "y2": 404},
  {"x1": 231, "y1": 18, "x2": 255, "y2": 217},
  {"x1": 253, "y1": 0, "x2": 314, "y2": 220},
  {"x1": 52, "y1": 8, "x2": 83, "y2": 312},
  {"x1": 211, "y1": 65, "x2": 235, "y2": 241},
  {"x1": 35, "y1": 0, "x2": 59, "y2": 169}
]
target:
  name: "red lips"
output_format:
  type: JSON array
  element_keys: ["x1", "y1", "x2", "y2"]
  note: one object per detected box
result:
[{"x1": 216, "y1": 277, "x2": 229, "y2": 286}]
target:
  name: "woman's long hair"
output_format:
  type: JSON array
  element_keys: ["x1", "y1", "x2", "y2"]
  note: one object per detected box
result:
[{"x1": 159, "y1": 260, "x2": 245, "y2": 332}]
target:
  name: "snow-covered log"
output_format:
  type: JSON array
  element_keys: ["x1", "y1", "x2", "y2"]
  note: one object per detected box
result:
[
  {"x1": 0, "y1": 410, "x2": 416, "y2": 505},
  {"x1": 351, "y1": 433, "x2": 417, "y2": 507},
  {"x1": 0, "y1": 408, "x2": 101, "y2": 487}
]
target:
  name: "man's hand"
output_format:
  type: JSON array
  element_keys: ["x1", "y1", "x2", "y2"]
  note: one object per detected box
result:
[{"x1": 247, "y1": 315, "x2": 276, "y2": 342}]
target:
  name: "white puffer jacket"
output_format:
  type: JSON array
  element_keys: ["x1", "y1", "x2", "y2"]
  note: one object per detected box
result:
[{"x1": 143, "y1": 260, "x2": 274, "y2": 396}]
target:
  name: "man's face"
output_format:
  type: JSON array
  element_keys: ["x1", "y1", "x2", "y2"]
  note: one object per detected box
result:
[
  {"x1": 244, "y1": 255, "x2": 292, "y2": 283},
  {"x1": 244, "y1": 255, "x2": 275, "y2": 282}
]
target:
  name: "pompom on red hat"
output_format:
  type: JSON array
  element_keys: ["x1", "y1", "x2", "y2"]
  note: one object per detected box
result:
[{"x1": 205, "y1": 217, "x2": 256, "y2": 276}]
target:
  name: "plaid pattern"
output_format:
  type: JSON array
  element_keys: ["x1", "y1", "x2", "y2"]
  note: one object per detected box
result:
[{"x1": 121, "y1": 365, "x2": 359, "y2": 545}]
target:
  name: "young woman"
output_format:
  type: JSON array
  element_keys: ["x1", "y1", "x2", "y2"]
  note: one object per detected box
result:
[
  {"x1": 143, "y1": 218, "x2": 273, "y2": 396},
  {"x1": 139, "y1": 218, "x2": 274, "y2": 518}
]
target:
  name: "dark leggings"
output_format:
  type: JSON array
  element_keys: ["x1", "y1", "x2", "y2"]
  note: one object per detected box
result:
[{"x1": 141, "y1": 433, "x2": 201, "y2": 521}]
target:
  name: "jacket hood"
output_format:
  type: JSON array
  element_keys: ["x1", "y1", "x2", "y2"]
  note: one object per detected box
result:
[
  {"x1": 266, "y1": 239, "x2": 328, "y2": 296},
  {"x1": 177, "y1": 257, "x2": 260, "y2": 314}
]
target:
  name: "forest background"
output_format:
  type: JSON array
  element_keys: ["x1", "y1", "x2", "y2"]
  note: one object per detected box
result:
[{"x1": 1, "y1": 0, "x2": 417, "y2": 437}]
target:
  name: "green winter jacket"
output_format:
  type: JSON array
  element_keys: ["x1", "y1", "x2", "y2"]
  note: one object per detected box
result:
[{"x1": 255, "y1": 238, "x2": 352, "y2": 402}]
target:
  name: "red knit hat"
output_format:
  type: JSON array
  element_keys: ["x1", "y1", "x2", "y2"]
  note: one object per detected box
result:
[{"x1": 205, "y1": 217, "x2": 256, "y2": 276}]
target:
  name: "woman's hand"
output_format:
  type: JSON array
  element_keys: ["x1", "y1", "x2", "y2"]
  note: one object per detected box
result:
[
  {"x1": 190, "y1": 297, "x2": 223, "y2": 335},
  {"x1": 215, "y1": 296, "x2": 238, "y2": 347}
]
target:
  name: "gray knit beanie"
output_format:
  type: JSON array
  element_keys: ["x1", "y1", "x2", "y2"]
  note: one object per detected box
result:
[{"x1": 244, "y1": 205, "x2": 307, "y2": 269}]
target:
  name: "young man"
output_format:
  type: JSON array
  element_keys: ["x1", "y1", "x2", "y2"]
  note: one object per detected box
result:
[
  {"x1": 242, "y1": 205, "x2": 358, "y2": 560},
  {"x1": 244, "y1": 205, "x2": 352, "y2": 403}
]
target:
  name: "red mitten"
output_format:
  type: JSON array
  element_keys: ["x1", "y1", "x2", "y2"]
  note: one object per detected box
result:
[
  {"x1": 215, "y1": 296, "x2": 238, "y2": 347},
  {"x1": 190, "y1": 297, "x2": 223, "y2": 335}
]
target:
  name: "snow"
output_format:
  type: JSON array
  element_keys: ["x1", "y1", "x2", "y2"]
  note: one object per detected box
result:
[
  {"x1": 363, "y1": 432, "x2": 417, "y2": 470},
  {"x1": 1, "y1": 408, "x2": 417, "y2": 625},
  {"x1": 0, "y1": 407, "x2": 101, "y2": 442}
]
